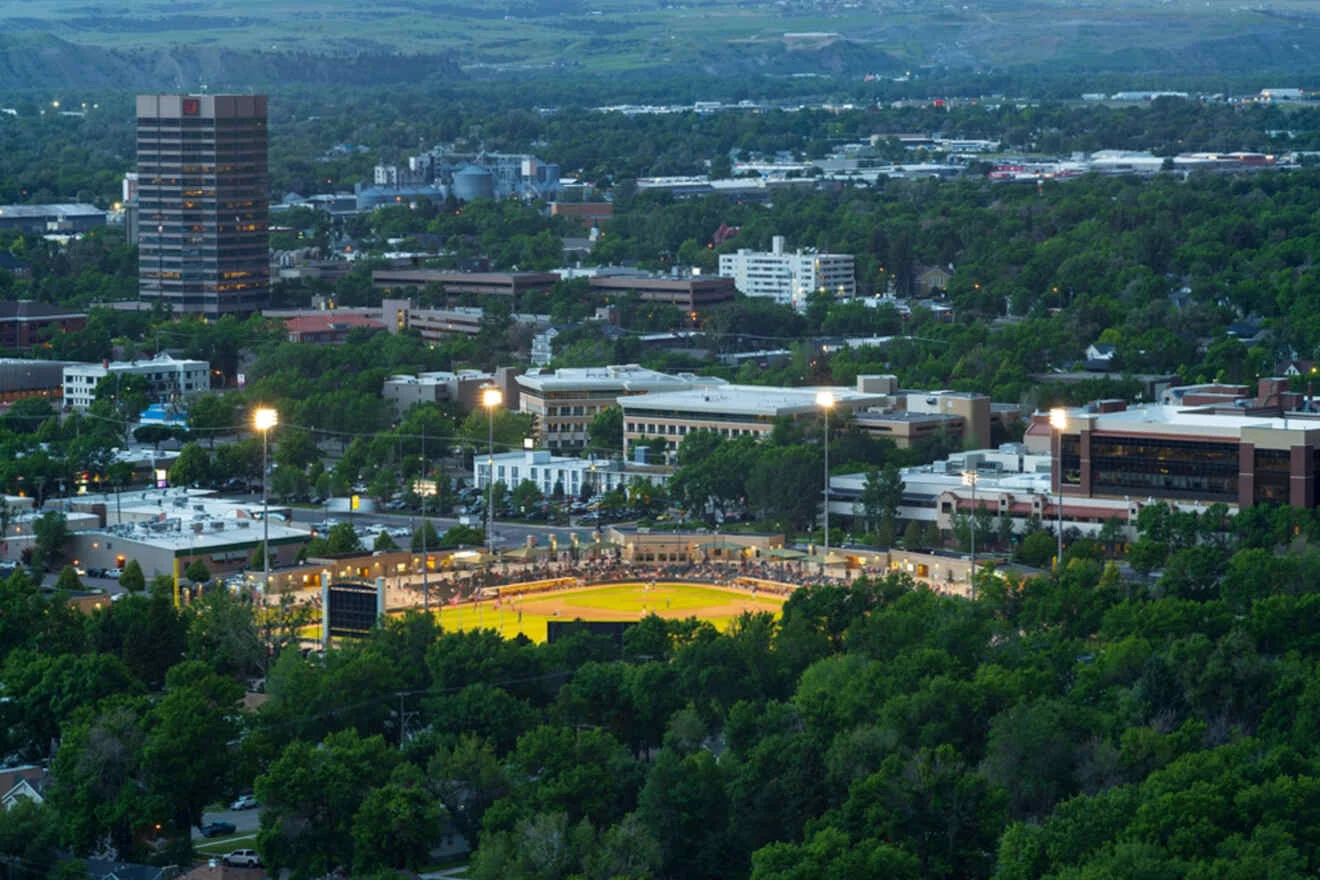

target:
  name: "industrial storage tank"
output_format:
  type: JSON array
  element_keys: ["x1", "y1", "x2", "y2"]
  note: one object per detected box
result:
[{"x1": 451, "y1": 165, "x2": 495, "y2": 202}]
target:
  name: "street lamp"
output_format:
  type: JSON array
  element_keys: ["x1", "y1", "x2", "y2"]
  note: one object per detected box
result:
[
  {"x1": 1049, "y1": 407, "x2": 1068, "y2": 572},
  {"x1": 481, "y1": 386, "x2": 503, "y2": 555},
  {"x1": 816, "y1": 390, "x2": 835, "y2": 573},
  {"x1": 253, "y1": 407, "x2": 279, "y2": 605},
  {"x1": 961, "y1": 469, "x2": 978, "y2": 596}
]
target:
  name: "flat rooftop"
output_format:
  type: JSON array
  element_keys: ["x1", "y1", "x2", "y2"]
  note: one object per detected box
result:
[
  {"x1": 0, "y1": 203, "x2": 105, "y2": 218},
  {"x1": 621, "y1": 384, "x2": 886, "y2": 417},
  {"x1": 518, "y1": 365, "x2": 725, "y2": 393},
  {"x1": 1074, "y1": 404, "x2": 1320, "y2": 438}
]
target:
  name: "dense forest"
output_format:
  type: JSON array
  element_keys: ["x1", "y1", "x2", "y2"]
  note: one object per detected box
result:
[{"x1": 7, "y1": 507, "x2": 1320, "y2": 878}]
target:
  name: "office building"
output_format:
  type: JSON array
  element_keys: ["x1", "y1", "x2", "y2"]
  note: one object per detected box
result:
[
  {"x1": 618, "y1": 383, "x2": 886, "y2": 458},
  {"x1": 0, "y1": 204, "x2": 106, "y2": 235},
  {"x1": 136, "y1": 94, "x2": 270, "y2": 316},
  {"x1": 0, "y1": 359, "x2": 72, "y2": 406},
  {"x1": 372, "y1": 269, "x2": 559, "y2": 299},
  {"x1": 59, "y1": 488, "x2": 306, "y2": 578},
  {"x1": 587, "y1": 273, "x2": 736, "y2": 311},
  {"x1": 827, "y1": 379, "x2": 1320, "y2": 557},
  {"x1": 1050, "y1": 387, "x2": 1320, "y2": 509},
  {"x1": 0, "y1": 301, "x2": 87, "y2": 351},
  {"x1": 382, "y1": 367, "x2": 520, "y2": 417},
  {"x1": 717, "y1": 235, "x2": 855, "y2": 311},
  {"x1": 517, "y1": 365, "x2": 726, "y2": 452},
  {"x1": 62, "y1": 353, "x2": 211, "y2": 411}
]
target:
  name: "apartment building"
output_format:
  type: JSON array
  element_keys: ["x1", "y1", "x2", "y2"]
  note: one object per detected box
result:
[
  {"x1": 62, "y1": 353, "x2": 211, "y2": 411},
  {"x1": 718, "y1": 235, "x2": 855, "y2": 311}
]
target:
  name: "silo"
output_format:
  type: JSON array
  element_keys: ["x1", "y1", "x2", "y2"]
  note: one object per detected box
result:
[{"x1": 451, "y1": 165, "x2": 495, "y2": 202}]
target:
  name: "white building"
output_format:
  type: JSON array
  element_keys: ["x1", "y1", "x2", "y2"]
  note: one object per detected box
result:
[
  {"x1": 62, "y1": 353, "x2": 211, "y2": 411},
  {"x1": 618, "y1": 383, "x2": 887, "y2": 458},
  {"x1": 517, "y1": 365, "x2": 725, "y2": 452},
  {"x1": 530, "y1": 328, "x2": 560, "y2": 367},
  {"x1": 475, "y1": 449, "x2": 664, "y2": 498},
  {"x1": 718, "y1": 235, "x2": 855, "y2": 311},
  {"x1": 829, "y1": 444, "x2": 1160, "y2": 542}
]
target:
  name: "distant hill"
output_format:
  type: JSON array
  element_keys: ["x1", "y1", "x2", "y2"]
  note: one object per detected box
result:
[
  {"x1": 0, "y1": 32, "x2": 461, "y2": 89},
  {"x1": 4, "y1": 0, "x2": 1320, "y2": 86}
]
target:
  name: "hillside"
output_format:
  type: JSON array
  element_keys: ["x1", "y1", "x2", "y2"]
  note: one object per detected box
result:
[
  {"x1": 2, "y1": 0, "x2": 1320, "y2": 86},
  {"x1": 0, "y1": 32, "x2": 461, "y2": 89}
]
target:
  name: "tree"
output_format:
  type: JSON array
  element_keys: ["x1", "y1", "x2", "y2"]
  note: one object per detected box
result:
[
  {"x1": 54, "y1": 565, "x2": 82, "y2": 593},
  {"x1": 324, "y1": 522, "x2": 363, "y2": 555},
  {"x1": 188, "y1": 394, "x2": 237, "y2": 448},
  {"x1": 1018, "y1": 530, "x2": 1057, "y2": 568},
  {"x1": 118, "y1": 559, "x2": 145, "y2": 593},
  {"x1": 440, "y1": 524, "x2": 486, "y2": 547},
  {"x1": 745, "y1": 444, "x2": 824, "y2": 533},
  {"x1": 186, "y1": 588, "x2": 263, "y2": 678},
  {"x1": 143, "y1": 662, "x2": 244, "y2": 835},
  {"x1": 275, "y1": 428, "x2": 322, "y2": 472},
  {"x1": 183, "y1": 558, "x2": 211, "y2": 588},
  {"x1": 47, "y1": 695, "x2": 154, "y2": 855},
  {"x1": 587, "y1": 406, "x2": 624, "y2": 453},
  {"x1": 256, "y1": 730, "x2": 399, "y2": 879},
  {"x1": 411, "y1": 519, "x2": 441, "y2": 552},
  {"x1": 857, "y1": 463, "x2": 904, "y2": 533},
  {"x1": 31, "y1": 511, "x2": 69, "y2": 574},
  {"x1": 374, "y1": 530, "x2": 399, "y2": 551},
  {"x1": 510, "y1": 479, "x2": 544, "y2": 512},
  {"x1": 427, "y1": 734, "x2": 509, "y2": 844},
  {"x1": 638, "y1": 748, "x2": 730, "y2": 880},
  {"x1": 351, "y1": 763, "x2": 443, "y2": 873},
  {"x1": 168, "y1": 442, "x2": 212, "y2": 487}
]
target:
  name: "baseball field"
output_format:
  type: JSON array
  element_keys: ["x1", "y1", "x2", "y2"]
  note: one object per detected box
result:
[{"x1": 428, "y1": 581, "x2": 787, "y2": 643}]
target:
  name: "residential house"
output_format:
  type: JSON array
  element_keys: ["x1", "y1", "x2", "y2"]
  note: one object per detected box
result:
[
  {"x1": 1278, "y1": 359, "x2": 1316, "y2": 377},
  {"x1": 1085, "y1": 342, "x2": 1118, "y2": 372},
  {"x1": 0, "y1": 765, "x2": 47, "y2": 810},
  {"x1": 915, "y1": 265, "x2": 954, "y2": 295}
]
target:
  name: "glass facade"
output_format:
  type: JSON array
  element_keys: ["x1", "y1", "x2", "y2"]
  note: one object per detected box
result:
[
  {"x1": 1061, "y1": 435, "x2": 1082, "y2": 485},
  {"x1": 1087, "y1": 435, "x2": 1239, "y2": 502},
  {"x1": 1254, "y1": 449, "x2": 1291, "y2": 505},
  {"x1": 138, "y1": 95, "x2": 269, "y2": 316}
]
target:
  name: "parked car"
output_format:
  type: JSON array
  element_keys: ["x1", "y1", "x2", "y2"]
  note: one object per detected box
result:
[
  {"x1": 222, "y1": 849, "x2": 262, "y2": 868},
  {"x1": 199, "y1": 820, "x2": 236, "y2": 838},
  {"x1": 231, "y1": 793, "x2": 258, "y2": 810}
]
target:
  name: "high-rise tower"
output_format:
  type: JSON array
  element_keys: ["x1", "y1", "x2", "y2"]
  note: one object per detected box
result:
[{"x1": 136, "y1": 94, "x2": 269, "y2": 316}]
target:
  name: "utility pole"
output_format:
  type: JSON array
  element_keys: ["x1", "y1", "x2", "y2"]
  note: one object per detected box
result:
[{"x1": 397, "y1": 692, "x2": 417, "y2": 749}]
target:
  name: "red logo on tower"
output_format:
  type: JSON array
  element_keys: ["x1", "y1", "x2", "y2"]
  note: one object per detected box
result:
[{"x1": 182, "y1": 98, "x2": 200, "y2": 115}]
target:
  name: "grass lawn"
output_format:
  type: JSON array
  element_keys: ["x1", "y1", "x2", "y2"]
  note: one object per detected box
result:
[{"x1": 427, "y1": 582, "x2": 785, "y2": 643}]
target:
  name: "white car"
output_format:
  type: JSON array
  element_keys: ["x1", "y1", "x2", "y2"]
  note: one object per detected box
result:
[
  {"x1": 231, "y1": 793, "x2": 258, "y2": 810},
  {"x1": 223, "y1": 849, "x2": 261, "y2": 868}
]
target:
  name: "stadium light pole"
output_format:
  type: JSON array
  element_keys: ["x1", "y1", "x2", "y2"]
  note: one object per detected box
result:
[
  {"x1": 481, "y1": 386, "x2": 504, "y2": 556},
  {"x1": 1050, "y1": 407, "x2": 1068, "y2": 572},
  {"x1": 816, "y1": 390, "x2": 835, "y2": 574},
  {"x1": 253, "y1": 407, "x2": 279, "y2": 605}
]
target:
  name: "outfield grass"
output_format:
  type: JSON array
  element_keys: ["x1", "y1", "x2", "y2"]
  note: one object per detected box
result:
[{"x1": 428, "y1": 582, "x2": 784, "y2": 643}]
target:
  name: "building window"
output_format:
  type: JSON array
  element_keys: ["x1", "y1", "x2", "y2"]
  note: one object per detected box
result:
[
  {"x1": 1255, "y1": 448, "x2": 1291, "y2": 504},
  {"x1": 1088, "y1": 434, "x2": 1239, "y2": 502}
]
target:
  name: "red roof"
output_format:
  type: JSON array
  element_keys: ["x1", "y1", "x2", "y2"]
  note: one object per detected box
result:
[{"x1": 282, "y1": 314, "x2": 384, "y2": 334}]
